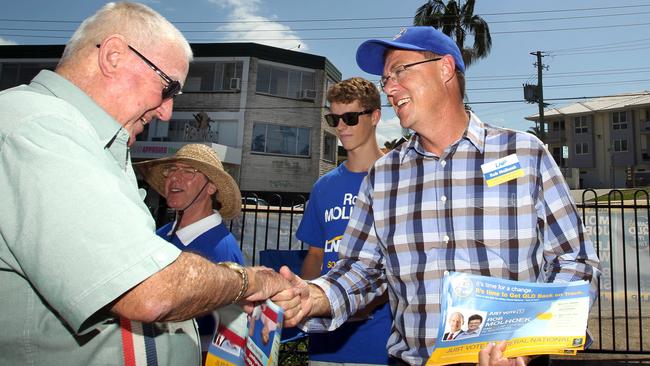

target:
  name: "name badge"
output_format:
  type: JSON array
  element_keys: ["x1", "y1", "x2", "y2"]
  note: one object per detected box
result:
[{"x1": 480, "y1": 154, "x2": 524, "y2": 187}]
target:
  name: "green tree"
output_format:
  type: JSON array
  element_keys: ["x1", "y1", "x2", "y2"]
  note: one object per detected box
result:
[
  {"x1": 384, "y1": 138, "x2": 401, "y2": 150},
  {"x1": 414, "y1": 0, "x2": 492, "y2": 69},
  {"x1": 526, "y1": 124, "x2": 544, "y2": 139}
]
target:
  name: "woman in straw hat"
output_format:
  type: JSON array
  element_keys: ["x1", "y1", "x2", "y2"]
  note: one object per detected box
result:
[{"x1": 135, "y1": 144, "x2": 245, "y2": 352}]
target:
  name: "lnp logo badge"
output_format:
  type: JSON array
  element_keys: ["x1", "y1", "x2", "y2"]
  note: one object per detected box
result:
[
  {"x1": 451, "y1": 275, "x2": 474, "y2": 298},
  {"x1": 393, "y1": 27, "x2": 407, "y2": 40},
  {"x1": 481, "y1": 154, "x2": 524, "y2": 187}
]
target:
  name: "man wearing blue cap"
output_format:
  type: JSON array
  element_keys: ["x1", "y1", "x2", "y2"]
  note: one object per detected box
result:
[{"x1": 276, "y1": 26, "x2": 599, "y2": 366}]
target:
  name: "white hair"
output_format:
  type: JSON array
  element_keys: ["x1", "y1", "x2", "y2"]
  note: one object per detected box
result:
[{"x1": 59, "y1": 2, "x2": 192, "y2": 65}]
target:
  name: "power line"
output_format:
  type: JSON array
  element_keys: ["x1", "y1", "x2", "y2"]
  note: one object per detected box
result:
[
  {"x1": 548, "y1": 37, "x2": 650, "y2": 53},
  {"x1": 4, "y1": 17, "x2": 650, "y2": 42},
  {"x1": 4, "y1": 10, "x2": 650, "y2": 34},
  {"x1": 468, "y1": 66, "x2": 650, "y2": 82},
  {"x1": 551, "y1": 45, "x2": 649, "y2": 56},
  {"x1": 468, "y1": 78, "x2": 650, "y2": 92},
  {"x1": 2, "y1": 3, "x2": 650, "y2": 24}
]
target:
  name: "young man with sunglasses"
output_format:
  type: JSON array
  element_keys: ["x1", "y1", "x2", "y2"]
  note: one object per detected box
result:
[
  {"x1": 276, "y1": 27, "x2": 599, "y2": 366},
  {"x1": 296, "y1": 77, "x2": 393, "y2": 366},
  {"x1": 0, "y1": 3, "x2": 290, "y2": 365}
]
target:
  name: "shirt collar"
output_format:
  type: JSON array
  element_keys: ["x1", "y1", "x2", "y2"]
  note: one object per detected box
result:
[
  {"x1": 398, "y1": 111, "x2": 487, "y2": 163},
  {"x1": 28, "y1": 70, "x2": 127, "y2": 151},
  {"x1": 171, "y1": 211, "x2": 223, "y2": 246}
]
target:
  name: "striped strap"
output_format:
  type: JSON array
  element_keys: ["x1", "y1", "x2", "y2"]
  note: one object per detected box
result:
[{"x1": 120, "y1": 318, "x2": 158, "y2": 366}]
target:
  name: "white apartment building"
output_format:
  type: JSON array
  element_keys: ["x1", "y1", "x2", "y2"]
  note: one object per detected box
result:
[
  {"x1": 0, "y1": 43, "x2": 342, "y2": 206},
  {"x1": 526, "y1": 92, "x2": 650, "y2": 189}
]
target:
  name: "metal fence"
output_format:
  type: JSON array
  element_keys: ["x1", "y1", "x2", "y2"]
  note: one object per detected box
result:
[
  {"x1": 578, "y1": 189, "x2": 650, "y2": 355},
  {"x1": 206, "y1": 190, "x2": 650, "y2": 357}
]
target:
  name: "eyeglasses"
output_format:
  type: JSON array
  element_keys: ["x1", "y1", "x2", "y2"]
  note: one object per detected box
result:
[
  {"x1": 96, "y1": 44, "x2": 182, "y2": 100},
  {"x1": 379, "y1": 57, "x2": 443, "y2": 90},
  {"x1": 324, "y1": 109, "x2": 374, "y2": 128},
  {"x1": 161, "y1": 165, "x2": 199, "y2": 180},
  {"x1": 128, "y1": 45, "x2": 183, "y2": 100}
]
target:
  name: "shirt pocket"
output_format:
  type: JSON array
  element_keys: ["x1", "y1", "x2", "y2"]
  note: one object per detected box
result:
[{"x1": 457, "y1": 195, "x2": 520, "y2": 248}]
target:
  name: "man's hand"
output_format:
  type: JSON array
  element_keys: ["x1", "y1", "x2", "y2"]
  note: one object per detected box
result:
[
  {"x1": 272, "y1": 266, "x2": 313, "y2": 327},
  {"x1": 243, "y1": 266, "x2": 292, "y2": 302},
  {"x1": 478, "y1": 341, "x2": 531, "y2": 366}
]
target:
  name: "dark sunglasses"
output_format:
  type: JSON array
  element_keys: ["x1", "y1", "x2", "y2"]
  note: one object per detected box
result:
[
  {"x1": 95, "y1": 44, "x2": 182, "y2": 100},
  {"x1": 324, "y1": 109, "x2": 374, "y2": 128}
]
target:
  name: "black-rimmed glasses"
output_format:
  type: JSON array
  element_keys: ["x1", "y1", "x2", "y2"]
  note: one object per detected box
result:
[
  {"x1": 95, "y1": 44, "x2": 182, "y2": 100},
  {"x1": 379, "y1": 57, "x2": 443, "y2": 89},
  {"x1": 128, "y1": 45, "x2": 182, "y2": 100},
  {"x1": 324, "y1": 109, "x2": 374, "y2": 128}
]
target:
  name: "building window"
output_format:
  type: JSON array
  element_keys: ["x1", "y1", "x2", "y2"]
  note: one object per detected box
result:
[
  {"x1": 575, "y1": 142, "x2": 589, "y2": 155},
  {"x1": 613, "y1": 139, "x2": 628, "y2": 152},
  {"x1": 0, "y1": 62, "x2": 57, "y2": 90},
  {"x1": 574, "y1": 116, "x2": 589, "y2": 134},
  {"x1": 256, "y1": 62, "x2": 315, "y2": 100},
  {"x1": 612, "y1": 111, "x2": 628, "y2": 130},
  {"x1": 324, "y1": 78, "x2": 335, "y2": 108},
  {"x1": 251, "y1": 122, "x2": 310, "y2": 157},
  {"x1": 183, "y1": 61, "x2": 243, "y2": 92},
  {"x1": 323, "y1": 132, "x2": 336, "y2": 162},
  {"x1": 552, "y1": 120, "x2": 565, "y2": 132}
]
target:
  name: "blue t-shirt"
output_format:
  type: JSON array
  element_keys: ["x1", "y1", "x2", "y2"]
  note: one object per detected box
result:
[
  {"x1": 157, "y1": 219, "x2": 244, "y2": 265},
  {"x1": 296, "y1": 163, "x2": 392, "y2": 364}
]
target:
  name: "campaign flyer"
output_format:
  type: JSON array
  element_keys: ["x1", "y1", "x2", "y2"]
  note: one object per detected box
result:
[
  {"x1": 244, "y1": 299, "x2": 284, "y2": 366},
  {"x1": 426, "y1": 272, "x2": 591, "y2": 365},
  {"x1": 205, "y1": 304, "x2": 248, "y2": 366}
]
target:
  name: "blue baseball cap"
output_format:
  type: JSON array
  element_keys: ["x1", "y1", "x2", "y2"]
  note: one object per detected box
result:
[{"x1": 356, "y1": 26, "x2": 465, "y2": 75}]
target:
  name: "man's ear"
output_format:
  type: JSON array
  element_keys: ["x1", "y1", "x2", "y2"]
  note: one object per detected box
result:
[
  {"x1": 96, "y1": 35, "x2": 128, "y2": 78},
  {"x1": 439, "y1": 54, "x2": 456, "y2": 83},
  {"x1": 207, "y1": 182, "x2": 218, "y2": 195},
  {"x1": 371, "y1": 108, "x2": 381, "y2": 127}
]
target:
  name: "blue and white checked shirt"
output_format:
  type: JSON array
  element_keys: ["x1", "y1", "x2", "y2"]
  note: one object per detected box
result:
[{"x1": 307, "y1": 113, "x2": 600, "y2": 366}]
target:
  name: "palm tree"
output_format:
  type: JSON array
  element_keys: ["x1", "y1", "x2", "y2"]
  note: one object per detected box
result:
[
  {"x1": 526, "y1": 124, "x2": 544, "y2": 139},
  {"x1": 384, "y1": 138, "x2": 401, "y2": 150},
  {"x1": 414, "y1": 0, "x2": 492, "y2": 69}
]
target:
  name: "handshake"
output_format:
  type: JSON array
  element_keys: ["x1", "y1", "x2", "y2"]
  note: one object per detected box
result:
[{"x1": 240, "y1": 266, "x2": 321, "y2": 328}]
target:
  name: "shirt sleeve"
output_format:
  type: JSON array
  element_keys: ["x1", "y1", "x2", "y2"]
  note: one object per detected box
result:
[
  {"x1": 219, "y1": 234, "x2": 245, "y2": 265},
  {"x1": 0, "y1": 114, "x2": 181, "y2": 333},
  {"x1": 295, "y1": 183, "x2": 325, "y2": 248},
  {"x1": 536, "y1": 144, "x2": 601, "y2": 304},
  {"x1": 302, "y1": 173, "x2": 387, "y2": 332}
]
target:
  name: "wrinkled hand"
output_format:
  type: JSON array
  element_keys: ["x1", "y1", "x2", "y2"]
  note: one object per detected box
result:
[
  {"x1": 241, "y1": 266, "x2": 291, "y2": 311},
  {"x1": 271, "y1": 266, "x2": 312, "y2": 327},
  {"x1": 478, "y1": 341, "x2": 531, "y2": 366}
]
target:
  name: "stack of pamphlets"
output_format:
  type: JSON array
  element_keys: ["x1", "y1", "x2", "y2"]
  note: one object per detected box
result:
[
  {"x1": 426, "y1": 272, "x2": 591, "y2": 365},
  {"x1": 205, "y1": 300, "x2": 284, "y2": 366}
]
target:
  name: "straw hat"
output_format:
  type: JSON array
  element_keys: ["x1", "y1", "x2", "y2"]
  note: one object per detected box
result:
[{"x1": 134, "y1": 144, "x2": 241, "y2": 219}]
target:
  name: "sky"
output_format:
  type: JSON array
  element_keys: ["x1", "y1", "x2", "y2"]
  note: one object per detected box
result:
[{"x1": 2, "y1": 0, "x2": 650, "y2": 145}]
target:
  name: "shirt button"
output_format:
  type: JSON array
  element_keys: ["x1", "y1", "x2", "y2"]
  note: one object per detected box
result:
[
  {"x1": 441, "y1": 160, "x2": 446, "y2": 167},
  {"x1": 443, "y1": 235, "x2": 450, "y2": 244},
  {"x1": 441, "y1": 195, "x2": 447, "y2": 202}
]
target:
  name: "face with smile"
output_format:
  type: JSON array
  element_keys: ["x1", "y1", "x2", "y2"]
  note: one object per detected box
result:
[
  {"x1": 163, "y1": 162, "x2": 216, "y2": 210},
  {"x1": 449, "y1": 312, "x2": 464, "y2": 332},
  {"x1": 382, "y1": 50, "x2": 445, "y2": 133},
  {"x1": 328, "y1": 100, "x2": 378, "y2": 153},
  {"x1": 467, "y1": 318, "x2": 482, "y2": 332},
  {"x1": 114, "y1": 41, "x2": 188, "y2": 145}
]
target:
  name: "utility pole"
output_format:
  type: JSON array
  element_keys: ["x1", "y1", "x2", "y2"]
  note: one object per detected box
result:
[{"x1": 531, "y1": 51, "x2": 548, "y2": 142}]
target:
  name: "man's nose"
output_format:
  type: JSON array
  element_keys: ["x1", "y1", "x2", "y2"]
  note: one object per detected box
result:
[{"x1": 156, "y1": 98, "x2": 174, "y2": 121}]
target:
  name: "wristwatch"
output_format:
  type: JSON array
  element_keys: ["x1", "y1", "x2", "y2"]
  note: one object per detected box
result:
[{"x1": 218, "y1": 261, "x2": 249, "y2": 304}]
